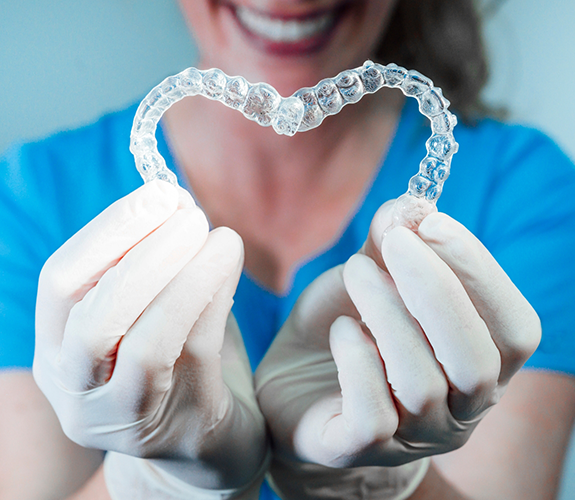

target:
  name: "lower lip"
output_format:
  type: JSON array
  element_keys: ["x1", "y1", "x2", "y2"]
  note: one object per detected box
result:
[{"x1": 230, "y1": 6, "x2": 346, "y2": 57}]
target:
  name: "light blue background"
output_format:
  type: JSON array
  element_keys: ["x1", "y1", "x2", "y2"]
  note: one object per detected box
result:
[
  {"x1": 1, "y1": 0, "x2": 574, "y2": 497},
  {"x1": 0, "y1": 0, "x2": 197, "y2": 152}
]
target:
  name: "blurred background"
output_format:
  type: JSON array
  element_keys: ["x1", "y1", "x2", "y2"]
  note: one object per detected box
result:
[
  {"x1": 1, "y1": 0, "x2": 574, "y2": 160},
  {"x1": 0, "y1": 0, "x2": 574, "y2": 496}
]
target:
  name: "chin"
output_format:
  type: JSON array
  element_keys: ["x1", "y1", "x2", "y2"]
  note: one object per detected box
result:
[{"x1": 197, "y1": 0, "x2": 384, "y2": 95}]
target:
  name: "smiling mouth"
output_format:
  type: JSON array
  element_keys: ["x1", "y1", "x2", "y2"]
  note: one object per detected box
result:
[{"x1": 231, "y1": 4, "x2": 346, "y2": 55}]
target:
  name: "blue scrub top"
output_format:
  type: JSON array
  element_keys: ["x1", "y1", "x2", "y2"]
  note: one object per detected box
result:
[{"x1": 1, "y1": 98, "x2": 575, "y2": 499}]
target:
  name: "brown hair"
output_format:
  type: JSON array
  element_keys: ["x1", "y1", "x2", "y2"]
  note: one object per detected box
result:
[{"x1": 376, "y1": 0, "x2": 492, "y2": 121}]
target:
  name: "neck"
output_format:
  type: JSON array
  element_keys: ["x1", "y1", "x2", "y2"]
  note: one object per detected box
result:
[
  {"x1": 162, "y1": 87, "x2": 403, "y2": 292},
  {"x1": 165, "y1": 87, "x2": 402, "y2": 191}
]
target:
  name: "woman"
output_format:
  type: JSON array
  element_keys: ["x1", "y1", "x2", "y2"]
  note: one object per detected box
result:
[{"x1": 1, "y1": 0, "x2": 575, "y2": 498}]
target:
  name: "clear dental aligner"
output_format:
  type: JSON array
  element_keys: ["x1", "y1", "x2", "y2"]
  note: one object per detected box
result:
[{"x1": 130, "y1": 60, "x2": 458, "y2": 231}]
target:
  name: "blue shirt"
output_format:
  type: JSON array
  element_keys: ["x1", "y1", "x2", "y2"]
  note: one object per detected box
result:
[{"x1": 1, "y1": 99, "x2": 575, "y2": 499}]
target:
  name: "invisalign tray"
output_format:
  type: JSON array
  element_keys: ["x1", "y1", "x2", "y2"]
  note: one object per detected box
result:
[{"x1": 130, "y1": 60, "x2": 458, "y2": 231}]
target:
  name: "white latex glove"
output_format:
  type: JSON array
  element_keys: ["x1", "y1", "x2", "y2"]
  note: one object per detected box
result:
[
  {"x1": 33, "y1": 180, "x2": 268, "y2": 498},
  {"x1": 255, "y1": 200, "x2": 541, "y2": 499}
]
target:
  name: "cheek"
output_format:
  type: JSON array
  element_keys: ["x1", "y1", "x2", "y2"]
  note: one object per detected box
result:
[
  {"x1": 338, "y1": 0, "x2": 399, "y2": 64},
  {"x1": 177, "y1": 0, "x2": 221, "y2": 51},
  {"x1": 364, "y1": 0, "x2": 399, "y2": 44}
]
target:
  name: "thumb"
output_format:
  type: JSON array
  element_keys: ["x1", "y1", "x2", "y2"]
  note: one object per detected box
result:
[
  {"x1": 361, "y1": 199, "x2": 395, "y2": 270},
  {"x1": 361, "y1": 195, "x2": 439, "y2": 270}
]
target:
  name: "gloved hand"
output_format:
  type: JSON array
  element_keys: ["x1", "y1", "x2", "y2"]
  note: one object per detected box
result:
[
  {"x1": 255, "y1": 200, "x2": 541, "y2": 499},
  {"x1": 33, "y1": 180, "x2": 268, "y2": 499}
]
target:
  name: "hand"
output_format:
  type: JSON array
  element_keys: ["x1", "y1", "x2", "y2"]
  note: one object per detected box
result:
[
  {"x1": 33, "y1": 181, "x2": 267, "y2": 495},
  {"x1": 255, "y1": 200, "x2": 541, "y2": 498}
]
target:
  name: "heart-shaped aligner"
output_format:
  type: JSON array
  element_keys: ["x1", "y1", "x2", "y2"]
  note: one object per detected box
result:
[{"x1": 130, "y1": 60, "x2": 458, "y2": 231}]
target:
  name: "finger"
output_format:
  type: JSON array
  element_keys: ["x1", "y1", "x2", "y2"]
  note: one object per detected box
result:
[
  {"x1": 360, "y1": 200, "x2": 395, "y2": 270},
  {"x1": 255, "y1": 265, "x2": 361, "y2": 465},
  {"x1": 382, "y1": 226, "x2": 501, "y2": 420},
  {"x1": 331, "y1": 316, "x2": 398, "y2": 447},
  {"x1": 293, "y1": 315, "x2": 398, "y2": 468},
  {"x1": 36, "y1": 180, "x2": 185, "y2": 350},
  {"x1": 180, "y1": 227, "x2": 244, "y2": 361},
  {"x1": 418, "y1": 213, "x2": 541, "y2": 385},
  {"x1": 343, "y1": 254, "x2": 448, "y2": 424},
  {"x1": 286, "y1": 264, "x2": 358, "y2": 350},
  {"x1": 112, "y1": 227, "x2": 243, "y2": 412},
  {"x1": 174, "y1": 185, "x2": 198, "y2": 210},
  {"x1": 220, "y1": 315, "x2": 259, "y2": 413},
  {"x1": 58, "y1": 206, "x2": 209, "y2": 390}
]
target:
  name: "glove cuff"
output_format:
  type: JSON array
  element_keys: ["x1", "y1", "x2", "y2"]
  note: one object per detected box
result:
[
  {"x1": 104, "y1": 449, "x2": 271, "y2": 500},
  {"x1": 267, "y1": 456, "x2": 431, "y2": 500},
  {"x1": 393, "y1": 457, "x2": 430, "y2": 500}
]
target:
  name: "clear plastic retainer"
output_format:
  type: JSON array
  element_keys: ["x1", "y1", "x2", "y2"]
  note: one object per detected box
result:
[{"x1": 130, "y1": 60, "x2": 458, "y2": 232}]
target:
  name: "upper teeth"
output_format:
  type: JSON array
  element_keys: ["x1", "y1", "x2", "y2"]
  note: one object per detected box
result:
[{"x1": 236, "y1": 6, "x2": 333, "y2": 43}]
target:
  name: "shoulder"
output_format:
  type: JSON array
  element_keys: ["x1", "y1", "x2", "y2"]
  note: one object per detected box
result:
[
  {"x1": 0, "y1": 104, "x2": 148, "y2": 368},
  {"x1": 455, "y1": 116, "x2": 572, "y2": 178},
  {"x1": 0, "y1": 104, "x2": 143, "y2": 244},
  {"x1": 430, "y1": 114, "x2": 575, "y2": 233},
  {"x1": 2, "y1": 103, "x2": 140, "y2": 196}
]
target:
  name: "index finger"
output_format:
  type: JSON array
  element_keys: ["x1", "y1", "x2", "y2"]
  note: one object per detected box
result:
[
  {"x1": 36, "y1": 180, "x2": 189, "y2": 347},
  {"x1": 417, "y1": 213, "x2": 541, "y2": 385}
]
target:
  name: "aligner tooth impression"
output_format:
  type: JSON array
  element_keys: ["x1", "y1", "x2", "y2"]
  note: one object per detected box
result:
[{"x1": 131, "y1": 60, "x2": 459, "y2": 231}]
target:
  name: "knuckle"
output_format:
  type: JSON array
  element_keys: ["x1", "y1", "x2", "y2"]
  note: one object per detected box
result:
[
  {"x1": 462, "y1": 370, "x2": 499, "y2": 399},
  {"x1": 352, "y1": 410, "x2": 398, "y2": 447},
  {"x1": 465, "y1": 362, "x2": 500, "y2": 397},
  {"x1": 464, "y1": 342, "x2": 501, "y2": 395},
  {"x1": 471, "y1": 373, "x2": 499, "y2": 397},
  {"x1": 502, "y1": 306, "x2": 542, "y2": 368},
  {"x1": 415, "y1": 375, "x2": 449, "y2": 413},
  {"x1": 518, "y1": 310, "x2": 542, "y2": 359}
]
